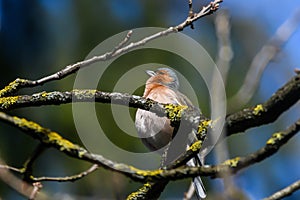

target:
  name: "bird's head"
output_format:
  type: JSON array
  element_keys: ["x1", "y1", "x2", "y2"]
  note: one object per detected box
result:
[{"x1": 145, "y1": 68, "x2": 179, "y2": 90}]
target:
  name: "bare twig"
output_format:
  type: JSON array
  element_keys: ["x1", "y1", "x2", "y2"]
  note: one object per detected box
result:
[
  {"x1": 23, "y1": 144, "x2": 46, "y2": 182},
  {"x1": 0, "y1": 0, "x2": 222, "y2": 98},
  {"x1": 229, "y1": 9, "x2": 300, "y2": 109},
  {"x1": 213, "y1": 10, "x2": 237, "y2": 196},
  {"x1": 263, "y1": 179, "x2": 300, "y2": 200},
  {"x1": 188, "y1": 0, "x2": 193, "y2": 14},
  {"x1": 0, "y1": 164, "x2": 23, "y2": 173},
  {"x1": 215, "y1": 9, "x2": 233, "y2": 83},
  {"x1": 111, "y1": 30, "x2": 133, "y2": 54},
  {"x1": 177, "y1": 0, "x2": 222, "y2": 31},
  {"x1": 31, "y1": 164, "x2": 98, "y2": 182},
  {"x1": 188, "y1": 0, "x2": 194, "y2": 29},
  {"x1": 0, "y1": 161, "x2": 98, "y2": 183},
  {"x1": 0, "y1": 159, "x2": 48, "y2": 199},
  {"x1": 29, "y1": 182, "x2": 42, "y2": 200}
]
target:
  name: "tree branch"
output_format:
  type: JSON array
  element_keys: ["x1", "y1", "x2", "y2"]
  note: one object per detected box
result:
[
  {"x1": 23, "y1": 144, "x2": 46, "y2": 182},
  {"x1": 1, "y1": 72, "x2": 299, "y2": 138},
  {"x1": 0, "y1": 0, "x2": 222, "y2": 98},
  {"x1": 0, "y1": 106, "x2": 298, "y2": 198},
  {"x1": 0, "y1": 112, "x2": 207, "y2": 183},
  {"x1": 126, "y1": 118, "x2": 300, "y2": 181},
  {"x1": 127, "y1": 117, "x2": 300, "y2": 199},
  {"x1": 263, "y1": 179, "x2": 300, "y2": 200},
  {"x1": 31, "y1": 164, "x2": 98, "y2": 182},
  {"x1": 226, "y1": 72, "x2": 300, "y2": 135},
  {"x1": 229, "y1": 9, "x2": 300, "y2": 109}
]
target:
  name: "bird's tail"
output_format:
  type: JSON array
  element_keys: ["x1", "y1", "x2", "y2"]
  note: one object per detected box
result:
[
  {"x1": 193, "y1": 175, "x2": 206, "y2": 199},
  {"x1": 187, "y1": 156, "x2": 206, "y2": 199}
]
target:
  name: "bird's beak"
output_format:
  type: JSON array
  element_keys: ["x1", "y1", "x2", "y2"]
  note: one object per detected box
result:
[{"x1": 146, "y1": 70, "x2": 156, "y2": 77}]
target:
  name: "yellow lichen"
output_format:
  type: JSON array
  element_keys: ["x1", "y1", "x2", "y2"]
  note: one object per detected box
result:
[
  {"x1": 222, "y1": 157, "x2": 241, "y2": 167},
  {"x1": 266, "y1": 132, "x2": 284, "y2": 145},
  {"x1": 0, "y1": 96, "x2": 19, "y2": 109},
  {"x1": 72, "y1": 89, "x2": 97, "y2": 99},
  {"x1": 197, "y1": 119, "x2": 212, "y2": 134},
  {"x1": 127, "y1": 165, "x2": 163, "y2": 178},
  {"x1": 164, "y1": 104, "x2": 188, "y2": 121},
  {"x1": 130, "y1": 165, "x2": 163, "y2": 177},
  {"x1": 253, "y1": 104, "x2": 264, "y2": 115},
  {"x1": 13, "y1": 116, "x2": 45, "y2": 133},
  {"x1": 48, "y1": 132, "x2": 77, "y2": 150},
  {"x1": 188, "y1": 140, "x2": 202, "y2": 152},
  {"x1": 13, "y1": 116, "x2": 77, "y2": 151},
  {"x1": 78, "y1": 149, "x2": 86, "y2": 158},
  {"x1": 126, "y1": 183, "x2": 152, "y2": 200},
  {"x1": 0, "y1": 79, "x2": 27, "y2": 97},
  {"x1": 41, "y1": 91, "x2": 48, "y2": 98}
]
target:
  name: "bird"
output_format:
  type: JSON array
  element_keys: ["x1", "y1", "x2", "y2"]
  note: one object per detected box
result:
[{"x1": 135, "y1": 67, "x2": 206, "y2": 199}]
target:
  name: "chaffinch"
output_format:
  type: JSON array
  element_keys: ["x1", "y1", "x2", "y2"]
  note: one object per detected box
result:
[{"x1": 135, "y1": 68, "x2": 206, "y2": 199}]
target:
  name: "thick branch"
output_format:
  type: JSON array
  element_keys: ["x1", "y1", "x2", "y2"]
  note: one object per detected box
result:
[
  {"x1": 127, "y1": 117, "x2": 300, "y2": 199},
  {"x1": 127, "y1": 118, "x2": 300, "y2": 180},
  {"x1": 0, "y1": 90, "x2": 206, "y2": 132},
  {"x1": 0, "y1": 112, "x2": 205, "y2": 183},
  {"x1": 0, "y1": 113, "x2": 298, "y2": 187},
  {"x1": 1, "y1": 73, "x2": 299, "y2": 138},
  {"x1": 226, "y1": 73, "x2": 300, "y2": 135}
]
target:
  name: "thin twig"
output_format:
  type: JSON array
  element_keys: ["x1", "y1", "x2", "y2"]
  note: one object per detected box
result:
[
  {"x1": 263, "y1": 179, "x2": 300, "y2": 200},
  {"x1": 188, "y1": 0, "x2": 193, "y2": 16},
  {"x1": 31, "y1": 164, "x2": 98, "y2": 182},
  {"x1": 188, "y1": 0, "x2": 194, "y2": 29},
  {"x1": 229, "y1": 9, "x2": 300, "y2": 109},
  {"x1": 213, "y1": 10, "x2": 237, "y2": 195},
  {"x1": 0, "y1": 0, "x2": 222, "y2": 98},
  {"x1": 0, "y1": 164, "x2": 23, "y2": 173},
  {"x1": 111, "y1": 30, "x2": 133, "y2": 55},
  {"x1": 0, "y1": 159, "x2": 48, "y2": 199},
  {"x1": 29, "y1": 182, "x2": 42, "y2": 200},
  {"x1": 23, "y1": 144, "x2": 46, "y2": 182},
  {"x1": 215, "y1": 9, "x2": 233, "y2": 83}
]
